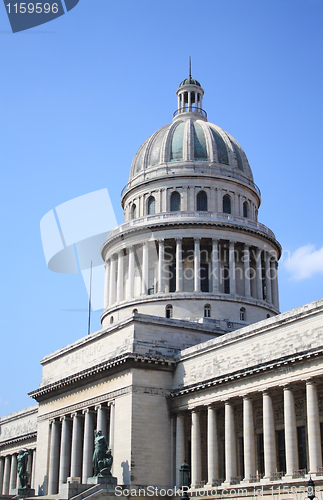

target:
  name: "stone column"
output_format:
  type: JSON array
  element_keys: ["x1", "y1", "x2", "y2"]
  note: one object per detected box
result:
[
  {"x1": 142, "y1": 241, "x2": 148, "y2": 295},
  {"x1": 31, "y1": 450, "x2": 36, "y2": 490},
  {"x1": 0, "y1": 457, "x2": 4, "y2": 494},
  {"x1": 263, "y1": 391, "x2": 276, "y2": 479},
  {"x1": 272, "y1": 261, "x2": 279, "y2": 309},
  {"x1": 243, "y1": 396, "x2": 256, "y2": 481},
  {"x1": 158, "y1": 240, "x2": 165, "y2": 293},
  {"x1": 9, "y1": 454, "x2": 17, "y2": 493},
  {"x1": 116, "y1": 250, "x2": 124, "y2": 302},
  {"x1": 225, "y1": 401, "x2": 237, "y2": 483},
  {"x1": 207, "y1": 406, "x2": 218, "y2": 485},
  {"x1": 70, "y1": 413, "x2": 83, "y2": 479},
  {"x1": 256, "y1": 249, "x2": 263, "y2": 300},
  {"x1": 244, "y1": 244, "x2": 251, "y2": 298},
  {"x1": 48, "y1": 420, "x2": 61, "y2": 494},
  {"x1": 96, "y1": 405, "x2": 107, "y2": 440},
  {"x1": 283, "y1": 385, "x2": 298, "y2": 476},
  {"x1": 82, "y1": 409, "x2": 94, "y2": 483},
  {"x1": 306, "y1": 380, "x2": 322, "y2": 472},
  {"x1": 2, "y1": 456, "x2": 11, "y2": 495},
  {"x1": 191, "y1": 410, "x2": 202, "y2": 486},
  {"x1": 109, "y1": 402, "x2": 115, "y2": 453},
  {"x1": 176, "y1": 238, "x2": 183, "y2": 292},
  {"x1": 194, "y1": 238, "x2": 201, "y2": 292},
  {"x1": 128, "y1": 246, "x2": 134, "y2": 299},
  {"x1": 59, "y1": 416, "x2": 72, "y2": 487},
  {"x1": 103, "y1": 260, "x2": 110, "y2": 309},
  {"x1": 229, "y1": 241, "x2": 236, "y2": 295},
  {"x1": 188, "y1": 91, "x2": 191, "y2": 111},
  {"x1": 217, "y1": 189, "x2": 222, "y2": 213},
  {"x1": 108, "y1": 256, "x2": 116, "y2": 306},
  {"x1": 26, "y1": 452, "x2": 32, "y2": 488},
  {"x1": 265, "y1": 253, "x2": 272, "y2": 303},
  {"x1": 212, "y1": 239, "x2": 219, "y2": 294},
  {"x1": 175, "y1": 414, "x2": 185, "y2": 487}
]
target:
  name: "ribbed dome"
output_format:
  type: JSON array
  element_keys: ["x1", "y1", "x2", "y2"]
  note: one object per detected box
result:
[
  {"x1": 129, "y1": 118, "x2": 254, "y2": 182},
  {"x1": 179, "y1": 76, "x2": 201, "y2": 87}
]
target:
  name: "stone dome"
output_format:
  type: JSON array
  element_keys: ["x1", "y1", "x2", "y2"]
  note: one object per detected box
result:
[
  {"x1": 179, "y1": 76, "x2": 201, "y2": 87},
  {"x1": 128, "y1": 118, "x2": 254, "y2": 183}
]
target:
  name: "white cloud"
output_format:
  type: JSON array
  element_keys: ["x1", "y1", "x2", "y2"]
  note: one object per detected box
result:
[{"x1": 283, "y1": 244, "x2": 323, "y2": 281}]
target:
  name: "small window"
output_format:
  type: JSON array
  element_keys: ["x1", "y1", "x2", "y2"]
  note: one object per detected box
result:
[
  {"x1": 110, "y1": 316, "x2": 114, "y2": 324},
  {"x1": 223, "y1": 195, "x2": 231, "y2": 214},
  {"x1": 165, "y1": 304, "x2": 173, "y2": 318},
  {"x1": 243, "y1": 201, "x2": 248, "y2": 218},
  {"x1": 240, "y1": 307, "x2": 246, "y2": 321},
  {"x1": 204, "y1": 304, "x2": 211, "y2": 318},
  {"x1": 133, "y1": 308, "x2": 138, "y2": 314},
  {"x1": 197, "y1": 191, "x2": 208, "y2": 211},
  {"x1": 148, "y1": 196, "x2": 155, "y2": 215},
  {"x1": 266, "y1": 314, "x2": 270, "y2": 319},
  {"x1": 170, "y1": 191, "x2": 181, "y2": 212},
  {"x1": 131, "y1": 204, "x2": 137, "y2": 219}
]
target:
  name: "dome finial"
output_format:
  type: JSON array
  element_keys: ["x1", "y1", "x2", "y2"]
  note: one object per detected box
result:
[{"x1": 189, "y1": 56, "x2": 191, "y2": 79}]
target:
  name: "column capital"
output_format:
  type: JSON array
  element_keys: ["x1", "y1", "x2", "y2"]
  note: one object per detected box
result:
[
  {"x1": 82, "y1": 408, "x2": 95, "y2": 415},
  {"x1": 71, "y1": 411, "x2": 83, "y2": 418},
  {"x1": 175, "y1": 237, "x2": 182, "y2": 243},
  {"x1": 157, "y1": 238, "x2": 165, "y2": 245},
  {"x1": 242, "y1": 394, "x2": 254, "y2": 401},
  {"x1": 244, "y1": 243, "x2": 250, "y2": 250},
  {"x1": 108, "y1": 400, "x2": 115, "y2": 407},
  {"x1": 305, "y1": 378, "x2": 317, "y2": 386},
  {"x1": 95, "y1": 403, "x2": 107, "y2": 411},
  {"x1": 212, "y1": 238, "x2": 219, "y2": 244},
  {"x1": 194, "y1": 237, "x2": 201, "y2": 243},
  {"x1": 262, "y1": 389, "x2": 273, "y2": 396},
  {"x1": 282, "y1": 383, "x2": 293, "y2": 391},
  {"x1": 49, "y1": 418, "x2": 60, "y2": 425},
  {"x1": 60, "y1": 415, "x2": 72, "y2": 422}
]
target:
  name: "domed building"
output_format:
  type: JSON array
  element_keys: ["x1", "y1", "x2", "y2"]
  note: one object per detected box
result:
[
  {"x1": 1, "y1": 73, "x2": 323, "y2": 500},
  {"x1": 101, "y1": 74, "x2": 281, "y2": 330}
]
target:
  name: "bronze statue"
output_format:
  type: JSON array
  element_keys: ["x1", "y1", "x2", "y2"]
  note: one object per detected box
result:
[
  {"x1": 92, "y1": 430, "x2": 113, "y2": 476},
  {"x1": 17, "y1": 449, "x2": 30, "y2": 488}
]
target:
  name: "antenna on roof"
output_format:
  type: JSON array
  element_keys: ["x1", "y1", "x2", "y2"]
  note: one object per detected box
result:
[
  {"x1": 87, "y1": 261, "x2": 93, "y2": 335},
  {"x1": 189, "y1": 56, "x2": 191, "y2": 78}
]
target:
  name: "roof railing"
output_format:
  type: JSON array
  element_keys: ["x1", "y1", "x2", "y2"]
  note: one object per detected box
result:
[{"x1": 173, "y1": 106, "x2": 207, "y2": 118}]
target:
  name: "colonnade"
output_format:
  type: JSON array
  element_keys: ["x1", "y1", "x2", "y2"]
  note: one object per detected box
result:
[
  {"x1": 0, "y1": 449, "x2": 36, "y2": 495},
  {"x1": 174, "y1": 380, "x2": 322, "y2": 488},
  {"x1": 47, "y1": 402, "x2": 115, "y2": 495},
  {"x1": 104, "y1": 238, "x2": 279, "y2": 310}
]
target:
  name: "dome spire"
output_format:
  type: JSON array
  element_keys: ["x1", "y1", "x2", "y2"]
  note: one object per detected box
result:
[{"x1": 174, "y1": 63, "x2": 206, "y2": 121}]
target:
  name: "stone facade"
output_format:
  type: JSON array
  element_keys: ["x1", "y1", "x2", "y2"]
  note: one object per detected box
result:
[{"x1": 1, "y1": 74, "x2": 322, "y2": 500}]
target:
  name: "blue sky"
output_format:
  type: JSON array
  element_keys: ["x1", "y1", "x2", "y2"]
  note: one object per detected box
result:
[{"x1": 0, "y1": 0, "x2": 322, "y2": 416}]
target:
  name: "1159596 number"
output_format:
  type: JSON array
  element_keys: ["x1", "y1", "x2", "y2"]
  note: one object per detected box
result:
[{"x1": 6, "y1": 2, "x2": 59, "y2": 13}]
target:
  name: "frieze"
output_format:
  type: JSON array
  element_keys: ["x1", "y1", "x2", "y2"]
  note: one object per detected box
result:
[
  {"x1": 37, "y1": 386, "x2": 132, "y2": 422},
  {"x1": 0, "y1": 419, "x2": 37, "y2": 442}
]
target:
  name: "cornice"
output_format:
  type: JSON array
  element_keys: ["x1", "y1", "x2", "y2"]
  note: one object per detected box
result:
[
  {"x1": 0, "y1": 432, "x2": 37, "y2": 448},
  {"x1": 29, "y1": 352, "x2": 176, "y2": 401},
  {"x1": 101, "y1": 218, "x2": 281, "y2": 261},
  {"x1": 169, "y1": 345, "x2": 323, "y2": 399}
]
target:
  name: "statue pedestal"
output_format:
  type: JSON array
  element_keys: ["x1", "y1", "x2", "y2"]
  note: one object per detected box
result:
[
  {"x1": 12, "y1": 488, "x2": 35, "y2": 497},
  {"x1": 87, "y1": 476, "x2": 117, "y2": 491}
]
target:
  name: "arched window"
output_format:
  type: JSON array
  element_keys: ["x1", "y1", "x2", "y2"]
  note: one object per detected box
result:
[
  {"x1": 197, "y1": 191, "x2": 208, "y2": 211},
  {"x1": 204, "y1": 304, "x2": 211, "y2": 318},
  {"x1": 147, "y1": 196, "x2": 155, "y2": 215},
  {"x1": 243, "y1": 201, "x2": 248, "y2": 218},
  {"x1": 223, "y1": 195, "x2": 231, "y2": 214},
  {"x1": 110, "y1": 316, "x2": 114, "y2": 324},
  {"x1": 240, "y1": 307, "x2": 246, "y2": 321},
  {"x1": 131, "y1": 204, "x2": 137, "y2": 219},
  {"x1": 133, "y1": 308, "x2": 138, "y2": 314},
  {"x1": 165, "y1": 304, "x2": 173, "y2": 318},
  {"x1": 266, "y1": 314, "x2": 270, "y2": 319},
  {"x1": 170, "y1": 191, "x2": 181, "y2": 212}
]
